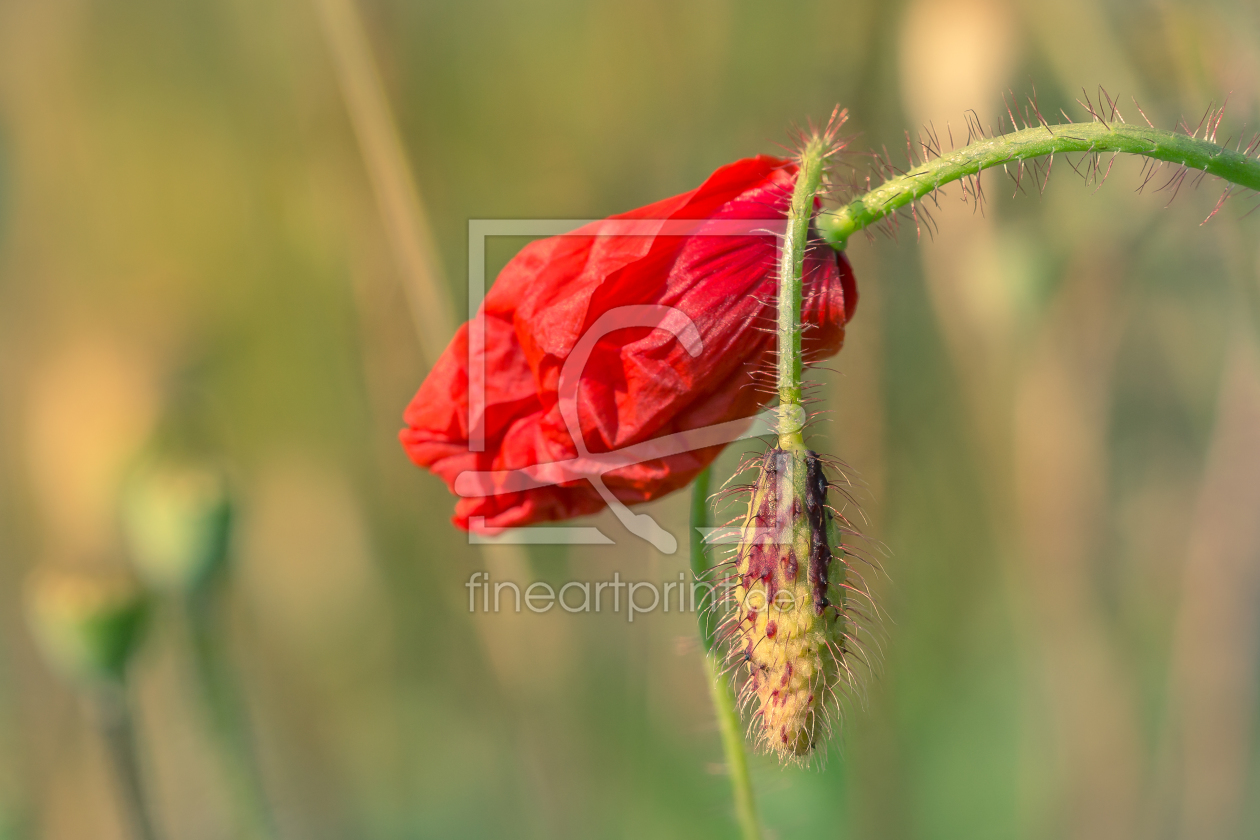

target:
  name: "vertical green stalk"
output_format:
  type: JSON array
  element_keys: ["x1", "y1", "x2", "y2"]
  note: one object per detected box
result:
[
  {"x1": 185, "y1": 589, "x2": 275, "y2": 840},
  {"x1": 777, "y1": 141, "x2": 827, "y2": 451},
  {"x1": 690, "y1": 470, "x2": 762, "y2": 840},
  {"x1": 94, "y1": 685, "x2": 160, "y2": 840},
  {"x1": 689, "y1": 467, "x2": 718, "y2": 651},
  {"x1": 704, "y1": 655, "x2": 760, "y2": 840}
]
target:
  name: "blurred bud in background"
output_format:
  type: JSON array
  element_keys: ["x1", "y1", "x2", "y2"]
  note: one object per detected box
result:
[
  {"x1": 121, "y1": 456, "x2": 233, "y2": 594},
  {"x1": 24, "y1": 568, "x2": 150, "y2": 686},
  {"x1": 24, "y1": 568, "x2": 164, "y2": 840}
]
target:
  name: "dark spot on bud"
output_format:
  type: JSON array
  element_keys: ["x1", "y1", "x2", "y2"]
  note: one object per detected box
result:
[
  {"x1": 805, "y1": 451, "x2": 836, "y2": 616},
  {"x1": 783, "y1": 548, "x2": 799, "y2": 578},
  {"x1": 765, "y1": 620, "x2": 778, "y2": 639},
  {"x1": 745, "y1": 542, "x2": 776, "y2": 586},
  {"x1": 757, "y1": 497, "x2": 773, "y2": 522}
]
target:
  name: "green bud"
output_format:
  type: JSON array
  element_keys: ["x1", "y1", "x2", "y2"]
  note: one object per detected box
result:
[
  {"x1": 120, "y1": 458, "x2": 232, "y2": 593},
  {"x1": 25, "y1": 569, "x2": 150, "y2": 685}
]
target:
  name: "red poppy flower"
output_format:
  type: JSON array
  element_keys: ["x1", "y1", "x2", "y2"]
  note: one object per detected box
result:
[{"x1": 400, "y1": 155, "x2": 857, "y2": 532}]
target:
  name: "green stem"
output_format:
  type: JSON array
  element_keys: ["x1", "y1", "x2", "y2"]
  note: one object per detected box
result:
[
  {"x1": 94, "y1": 684, "x2": 160, "y2": 840},
  {"x1": 689, "y1": 466, "x2": 717, "y2": 652},
  {"x1": 186, "y1": 589, "x2": 276, "y2": 840},
  {"x1": 778, "y1": 140, "x2": 828, "y2": 450},
  {"x1": 690, "y1": 471, "x2": 762, "y2": 840},
  {"x1": 819, "y1": 123, "x2": 1260, "y2": 249},
  {"x1": 704, "y1": 654, "x2": 761, "y2": 840}
]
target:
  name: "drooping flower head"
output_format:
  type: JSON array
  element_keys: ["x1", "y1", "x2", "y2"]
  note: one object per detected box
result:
[{"x1": 401, "y1": 156, "x2": 857, "y2": 531}]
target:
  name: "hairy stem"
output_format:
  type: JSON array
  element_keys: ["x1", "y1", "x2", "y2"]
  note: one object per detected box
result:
[
  {"x1": 777, "y1": 140, "x2": 827, "y2": 451},
  {"x1": 819, "y1": 123, "x2": 1260, "y2": 248},
  {"x1": 690, "y1": 470, "x2": 762, "y2": 840}
]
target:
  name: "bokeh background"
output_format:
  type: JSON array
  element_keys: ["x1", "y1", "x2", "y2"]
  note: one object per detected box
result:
[{"x1": 2, "y1": 0, "x2": 1260, "y2": 838}]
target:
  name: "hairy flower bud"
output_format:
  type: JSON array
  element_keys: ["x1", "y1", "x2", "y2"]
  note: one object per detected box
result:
[{"x1": 720, "y1": 447, "x2": 873, "y2": 761}]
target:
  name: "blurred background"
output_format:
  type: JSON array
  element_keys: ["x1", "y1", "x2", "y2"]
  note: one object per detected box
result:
[{"x1": 2, "y1": 0, "x2": 1260, "y2": 838}]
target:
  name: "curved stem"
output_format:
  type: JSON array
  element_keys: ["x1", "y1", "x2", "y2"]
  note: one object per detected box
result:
[
  {"x1": 690, "y1": 471, "x2": 762, "y2": 840},
  {"x1": 777, "y1": 140, "x2": 827, "y2": 450},
  {"x1": 819, "y1": 123, "x2": 1260, "y2": 249}
]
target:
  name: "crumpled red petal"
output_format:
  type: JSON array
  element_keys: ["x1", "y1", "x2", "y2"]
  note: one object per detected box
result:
[{"x1": 401, "y1": 155, "x2": 857, "y2": 531}]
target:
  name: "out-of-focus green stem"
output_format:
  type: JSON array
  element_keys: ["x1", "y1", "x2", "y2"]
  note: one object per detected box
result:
[
  {"x1": 690, "y1": 471, "x2": 762, "y2": 840},
  {"x1": 820, "y1": 123, "x2": 1260, "y2": 249},
  {"x1": 777, "y1": 140, "x2": 827, "y2": 452},
  {"x1": 94, "y1": 685, "x2": 160, "y2": 840},
  {"x1": 313, "y1": 0, "x2": 453, "y2": 364},
  {"x1": 704, "y1": 654, "x2": 761, "y2": 840},
  {"x1": 185, "y1": 590, "x2": 275, "y2": 840}
]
